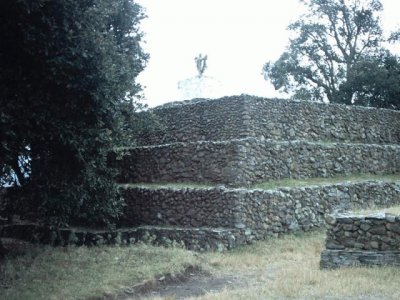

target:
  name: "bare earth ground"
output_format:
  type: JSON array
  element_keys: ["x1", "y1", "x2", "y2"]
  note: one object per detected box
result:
[
  {"x1": 129, "y1": 266, "x2": 383, "y2": 300},
  {"x1": 126, "y1": 266, "x2": 248, "y2": 300}
]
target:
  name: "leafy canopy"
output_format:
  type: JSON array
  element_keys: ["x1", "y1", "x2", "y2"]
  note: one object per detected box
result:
[
  {"x1": 0, "y1": 0, "x2": 148, "y2": 226},
  {"x1": 263, "y1": 0, "x2": 400, "y2": 108}
]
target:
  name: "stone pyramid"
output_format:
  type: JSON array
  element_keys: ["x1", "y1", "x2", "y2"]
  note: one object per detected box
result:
[{"x1": 113, "y1": 95, "x2": 400, "y2": 251}]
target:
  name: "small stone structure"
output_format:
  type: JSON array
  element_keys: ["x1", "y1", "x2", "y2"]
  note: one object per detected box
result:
[{"x1": 320, "y1": 213, "x2": 400, "y2": 268}]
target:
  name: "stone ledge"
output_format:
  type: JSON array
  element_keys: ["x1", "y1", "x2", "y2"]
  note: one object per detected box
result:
[
  {"x1": 135, "y1": 95, "x2": 400, "y2": 145},
  {"x1": 121, "y1": 181, "x2": 400, "y2": 230},
  {"x1": 320, "y1": 250, "x2": 400, "y2": 269},
  {"x1": 0, "y1": 223, "x2": 253, "y2": 252},
  {"x1": 118, "y1": 137, "x2": 400, "y2": 151},
  {"x1": 154, "y1": 95, "x2": 398, "y2": 112},
  {"x1": 112, "y1": 137, "x2": 400, "y2": 186}
]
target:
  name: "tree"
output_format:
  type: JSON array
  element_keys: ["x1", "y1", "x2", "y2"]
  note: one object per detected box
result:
[
  {"x1": 263, "y1": 0, "x2": 390, "y2": 105},
  {"x1": 343, "y1": 51, "x2": 400, "y2": 109},
  {"x1": 0, "y1": 0, "x2": 148, "y2": 226},
  {"x1": 389, "y1": 30, "x2": 400, "y2": 43}
]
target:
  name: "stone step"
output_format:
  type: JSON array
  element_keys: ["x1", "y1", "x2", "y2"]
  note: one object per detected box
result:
[
  {"x1": 135, "y1": 95, "x2": 400, "y2": 146},
  {"x1": 320, "y1": 250, "x2": 400, "y2": 268},
  {"x1": 112, "y1": 138, "x2": 400, "y2": 186},
  {"x1": 124, "y1": 174, "x2": 400, "y2": 190},
  {"x1": 119, "y1": 179, "x2": 400, "y2": 234},
  {"x1": 0, "y1": 223, "x2": 249, "y2": 251},
  {"x1": 3, "y1": 180, "x2": 399, "y2": 252}
]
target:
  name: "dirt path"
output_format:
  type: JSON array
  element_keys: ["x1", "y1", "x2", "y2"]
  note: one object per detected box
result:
[
  {"x1": 0, "y1": 238, "x2": 248, "y2": 300},
  {"x1": 123, "y1": 266, "x2": 249, "y2": 300}
]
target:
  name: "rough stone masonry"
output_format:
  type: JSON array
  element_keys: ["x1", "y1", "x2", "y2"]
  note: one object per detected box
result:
[
  {"x1": 109, "y1": 95, "x2": 400, "y2": 250},
  {"x1": 134, "y1": 95, "x2": 400, "y2": 146},
  {"x1": 321, "y1": 213, "x2": 400, "y2": 268},
  {"x1": 3, "y1": 95, "x2": 400, "y2": 251}
]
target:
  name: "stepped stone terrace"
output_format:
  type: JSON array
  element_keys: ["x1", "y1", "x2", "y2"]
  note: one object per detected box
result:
[
  {"x1": 3, "y1": 95, "x2": 399, "y2": 251},
  {"x1": 107, "y1": 95, "x2": 400, "y2": 250}
]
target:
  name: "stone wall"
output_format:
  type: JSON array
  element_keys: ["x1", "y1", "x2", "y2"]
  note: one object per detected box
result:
[
  {"x1": 0, "y1": 223, "x2": 248, "y2": 251},
  {"x1": 3, "y1": 181, "x2": 399, "y2": 252},
  {"x1": 320, "y1": 213, "x2": 400, "y2": 268},
  {"x1": 239, "y1": 181, "x2": 400, "y2": 238},
  {"x1": 114, "y1": 138, "x2": 400, "y2": 186},
  {"x1": 121, "y1": 181, "x2": 400, "y2": 240},
  {"x1": 247, "y1": 97, "x2": 400, "y2": 144},
  {"x1": 136, "y1": 95, "x2": 400, "y2": 145},
  {"x1": 238, "y1": 139, "x2": 400, "y2": 186},
  {"x1": 137, "y1": 97, "x2": 251, "y2": 145},
  {"x1": 113, "y1": 140, "x2": 241, "y2": 185},
  {"x1": 120, "y1": 186, "x2": 242, "y2": 228}
]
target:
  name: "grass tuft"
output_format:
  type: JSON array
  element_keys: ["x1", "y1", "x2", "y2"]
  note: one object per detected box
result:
[
  {"x1": 351, "y1": 205, "x2": 400, "y2": 215},
  {"x1": 119, "y1": 182, "x2": 214, "y2": 189},
  {"x1": 119, "y1": 173, "x2": 400, "y2": 191},
  {"x1": 253, "y1": 173, "x2": 400, "y2": 190}
]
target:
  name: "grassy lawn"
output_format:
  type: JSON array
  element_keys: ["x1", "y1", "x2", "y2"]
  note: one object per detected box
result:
[{"x1": 2, "y1": 226, "x2": 400, "y2": 299}]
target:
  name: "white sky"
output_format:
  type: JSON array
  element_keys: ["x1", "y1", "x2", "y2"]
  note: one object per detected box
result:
[{"x1": 136, "y1": 0, "x2": 400, "y2": 107}]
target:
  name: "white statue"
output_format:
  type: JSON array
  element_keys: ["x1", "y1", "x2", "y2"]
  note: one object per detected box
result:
[{"x1": 195, "y1": 54, "x2": 208, "y2": 77}]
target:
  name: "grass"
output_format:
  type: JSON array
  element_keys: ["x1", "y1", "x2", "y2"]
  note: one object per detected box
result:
[
  {"x1": 3, "y1": 229, "x2": 400, "y2": 299},
  {"x1": 119, "y1": 182, "x2": 214, "y2": 190},
  {"x1": 351, "y1": 204, "x2": 400, "y2": 215},
  {"x1": 0, "y1": 243, "x2": 198, "y2": 300},
  {"x1": 119, "y1": 173, "x2": 400, "y2": 191},
  {"x1": 193, "y1": 230, "x2": 400, "y2": 300},
  {"x1": 253, "y1": 173, "x2": 400, "y2": 190},
  {"x1": 138, "y1": 229, "x2": 400, "y2": 300}
]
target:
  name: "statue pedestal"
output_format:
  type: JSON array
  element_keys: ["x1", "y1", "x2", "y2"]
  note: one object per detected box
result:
[{"x1": 177, "y1": 75, "x2": 222, "y2": 100}]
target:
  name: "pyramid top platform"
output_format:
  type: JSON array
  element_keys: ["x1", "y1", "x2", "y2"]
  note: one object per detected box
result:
[{"x1": 137, "y1": 95, "x2": 400, "y2": 145}]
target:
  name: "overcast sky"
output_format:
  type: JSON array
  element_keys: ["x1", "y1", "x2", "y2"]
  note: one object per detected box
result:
[{"x1": 136, "y1": 0, "x2": 400, "y2": 107}]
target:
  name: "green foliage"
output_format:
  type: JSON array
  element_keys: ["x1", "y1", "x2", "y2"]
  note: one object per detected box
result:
[
  {"x1": 263, "y1": 0, "x2": 400, "y2": 108},
  {"x1": 389, "y1": 30, "x2": 400, "y2": 43},
  {"x1": 117, "y1": 108, "x2": 166, "y2": 147},
  {"x1": 0, "y1": 0, "x2": 148, "y2": 226},
  {"x1": 343, "y1": 51, "x2": 400, "y2": 109}
]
